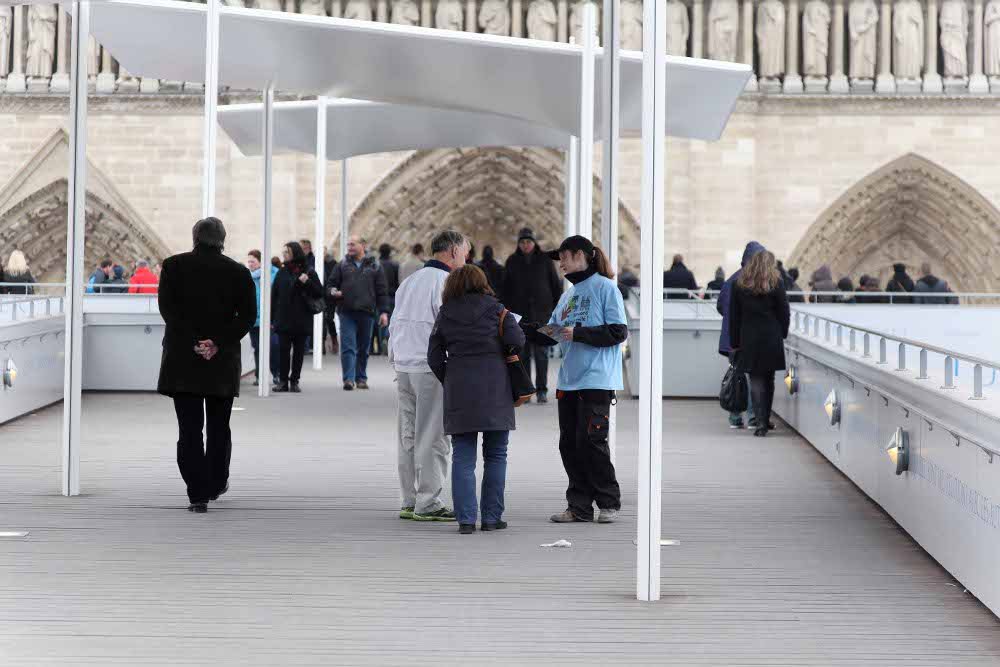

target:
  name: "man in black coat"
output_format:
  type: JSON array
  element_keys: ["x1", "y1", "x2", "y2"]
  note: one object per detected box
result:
[
  {"x1": 158, "y1": 217, "x2": 256, "y2": 513},
  {"x1": 502, "y1": 227, "x2": 562, "y2": 403},
  {"x1": 886, "y1": 263, "x2": 915, "y2": 304},
  {"x1": 662, "y1": 254, "x2": 699, "y2": 299}
]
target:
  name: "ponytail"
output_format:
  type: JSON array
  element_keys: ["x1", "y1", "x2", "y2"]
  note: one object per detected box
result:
[{"x1": 591, "y1": 247, "x2": 615, "y2": 280}]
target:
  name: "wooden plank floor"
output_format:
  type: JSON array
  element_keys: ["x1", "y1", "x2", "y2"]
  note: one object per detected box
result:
[{"x1": 1, "y1": 357, "x2": 998, "y2": 666}]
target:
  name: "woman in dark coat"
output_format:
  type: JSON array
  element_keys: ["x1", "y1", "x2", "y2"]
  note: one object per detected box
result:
[
  {"x1": 428, "y1": 265, "x2": 525, "y2": 534},
  {"x1": 3, "y1": 250, "x2": 35, "y2": 295},
  {"x1": 729, "y1": 250, "x2": 790, "y2": 438},
  {"x1": 271, "y1": 241, "x2": 323, "y2": 393}
]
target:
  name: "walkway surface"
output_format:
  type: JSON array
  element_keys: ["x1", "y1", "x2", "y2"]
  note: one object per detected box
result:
[{"x1": 2, "y1": 357, "x2": 998, "y2": 666}]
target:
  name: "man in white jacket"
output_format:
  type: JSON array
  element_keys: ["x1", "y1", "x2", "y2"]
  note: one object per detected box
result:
[{"x1": 389, "y1": 230, "x2": 468, "y2": 522}]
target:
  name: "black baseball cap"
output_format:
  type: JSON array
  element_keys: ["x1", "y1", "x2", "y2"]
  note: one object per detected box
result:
[
  {"x1": 517, "y1": 227, "x2": 536, "y2": 241},
  {"x1": 547, "y1": 235, "x2": 595, "y2": 260}
]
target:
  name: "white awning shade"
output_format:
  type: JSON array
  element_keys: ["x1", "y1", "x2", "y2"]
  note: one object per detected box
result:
[{"x1": 89, "y1": 0, "x2": 751, "y2": 141}]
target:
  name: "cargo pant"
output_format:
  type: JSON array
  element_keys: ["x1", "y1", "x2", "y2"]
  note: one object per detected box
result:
[
  {"x1": 396, "y1": 371, "x2": 451, "y2": 515},
  {"x1": 557, "y1": 389, "x2": 622, "y2": 521}
]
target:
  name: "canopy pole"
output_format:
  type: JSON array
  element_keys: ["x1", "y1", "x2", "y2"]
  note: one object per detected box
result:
[
  {"x1": 312, "y1": 97, "x2": 328, "y2": 370},
  {"x1": 202, "y1": 0, "x2": 220, "y2": 218},
  {"x1": 340, "y1": 159, "x2": 349, "y2": 258},
  {"x1": 565, "y1": 137, "x2": 579, "y2": 238},
  {"x1": 259, "y1": 85, "x2": 275, "y2": 398},
  {"x1": 637, "y1": 0, "x2": 666, "y2": 603},
  {"x1": 600, "y1": 0, "x2": 621, "y2": 466},
  {"x1": 61, "y1": 0, "x2": 90, "y2": 497},
  {"x1": 577, "y1": 2, "x2": 596, "y2": 241}
]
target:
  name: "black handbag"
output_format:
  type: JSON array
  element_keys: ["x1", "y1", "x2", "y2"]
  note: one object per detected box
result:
[
  {"x1": 719, "y1": 361, "x2": 748, "y2": 413},
  {"x1": 304, "y1": 293, "x2": 325, "y2": 315},
  {"x1": 499, "y1": 308, "x2": 536, "y2": 407}
]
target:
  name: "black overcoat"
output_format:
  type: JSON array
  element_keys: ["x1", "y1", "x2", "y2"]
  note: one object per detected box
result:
[
  {"x1": 502, "y1": 249, "x2": 562, "y2": 323},
  {"x1": 729, "y1": 282, "x2": 790, "y2": 374},
  {"x1": 271, "y1": 262, "x2": 324, "y2": 335}
]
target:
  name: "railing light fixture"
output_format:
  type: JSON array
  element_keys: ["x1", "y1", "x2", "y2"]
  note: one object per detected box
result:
[{"x1": 886, "y1": 427, "x2": 910, "y2": 476}]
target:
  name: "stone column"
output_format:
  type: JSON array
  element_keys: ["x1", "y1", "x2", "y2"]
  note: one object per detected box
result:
[
  {"x1": 743, "y1": 0, "x2": 759, "y2": 90},
  {"x1": 922, "y1": 0, "x2": 943, "y2": 91},
  {"x1": 376, "y1": 0, "x2": 389, "y2": 22},
  {"x1": 421, "y1": 0, "x2": 432, "y2": 26},
  {"x1": 784, "y1": 0, "x2": 805, "y2": 91},
  {"x1": 875, "y1": 0, "x2": 896, "y2": 92},
  {"x1": 465, "y1": 0, "x2": 476, "y2": 31},
  {"x1": 7, "y1": 5, "x2": 26, "y2": 93},
  {"x1": 692, "y1": 0, "x2": 705, "y2": 57},
  {"x1": 512, "y1": 0, "x2": 523, "y2": 36},
  {"x1": 331, "y1": 0, "x2": 342, "y2": 17},
  {"x1": 50, "y1": 7, "x2": 70, "y2": 92},
  {"x1": 971, "y1": 0, "x2": 991, "y2": 91},
  {"x1": 829, "y1": 0, "x2": 850, "y2": 91},
  {"x1": 558, "y1": 0, "x2": 568, "y2": 41},
  {"x1": 97, "y1": 43, "x2": 116, "y2": 93}
]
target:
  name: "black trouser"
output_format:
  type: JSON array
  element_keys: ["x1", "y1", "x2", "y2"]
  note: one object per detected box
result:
[
  {"x1": 557, "y1": 389, "x2": 621, "y2": 519},
  {"x1": 173, "y1": 395, "x2": 234, "y2": 504},
  {"x1": 523, "y1": 340, "x2": 550, "y2": 392},
  {"x1": 749, "y1": 373, "x2": 775, "y2": 427},
  {"x1": 278, "y1": 333, "x2": 307, "y2": 384}
]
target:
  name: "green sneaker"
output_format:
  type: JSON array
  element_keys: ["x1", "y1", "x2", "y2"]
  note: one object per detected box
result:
[
  {"x1": 412, "y1": 508, "x2": 456, "y2": 522},
  {"x1": 399, "y1": 507, "x2": 415, "y2": 520}
]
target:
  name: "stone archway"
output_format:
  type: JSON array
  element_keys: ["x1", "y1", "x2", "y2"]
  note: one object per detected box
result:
[
  {"x1": 788, "y1": 153, "x2": 1000, "y2": 292},
  {"x1": 349, "y1": 147, "x2": 641, "y2": 265}
]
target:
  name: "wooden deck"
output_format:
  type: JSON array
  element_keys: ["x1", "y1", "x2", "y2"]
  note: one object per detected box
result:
[{"x1": 2, "y1": 357, "x2": 998, "y2": 666}]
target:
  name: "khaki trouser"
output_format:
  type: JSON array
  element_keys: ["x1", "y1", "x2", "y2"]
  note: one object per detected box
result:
[{"x1": 396, "y1": 371, "x2": 450, "y2": 514}]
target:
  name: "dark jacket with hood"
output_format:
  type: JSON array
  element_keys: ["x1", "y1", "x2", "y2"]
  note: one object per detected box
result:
[
  {"x1": 886, "y1": 264, "x2": 915, "y2": 303},
  {"x1": 157, "y1": 245, "x2": 257, "y2": 398},
  {"x1": 325, "y1": 254, "x2": 390, "y2": 316},
  {"x1": 717, "y1": 241, "x2": 764, "y2": 356},
  {"x1": 808, "y1": 265, "x2": 837, "y2": 303},
  {"x1": 477, "y1": 248, "x2": 506, "y2": 297},
  {"x1": 427, "y1": 293, "x2": 526, "y2": 435},
  {"x1": 271, "y1": 258, "x2": 324, "y2": 335},
  {"x1": 914, "y1": 274, "x2": 957, "y2": 304},
  {"x1": 662, "y1": 261, "x2": 699, "y2": 299},
  {"x1": 503, "y1": 246, "x2": 563, "y2": 322}
]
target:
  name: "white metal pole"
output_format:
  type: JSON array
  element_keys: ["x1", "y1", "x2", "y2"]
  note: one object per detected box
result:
[
  {"x1": 202, "y1": 0, "x2": 220, "y2": 218},
  {"x1": 61, "y1": 0, "x2": 89, "y2": 497},
  {"x1": 637, "y1": 0, "x2": 666, "y2": 603},
  {"x1": 340, "y1": 159, "x2": 349, "y2": 258},
  {"x1": 566, "y1": 137, "x2": 579, "y2": 237},
  {"x1": 259, "y1": 85, "x2": 275, "y2": 398},
  {"x1": 577, "y1": 2, "x2": 596, "y2": 241},
  {"x1": 563, "y1": 143, "x2": 574, "y2": 239},
  {"x1": 312, "y1": 97, "x2": 328, "y2": 370},
  {"x1": 601, "y1": 0, "x2": 621, "y2": 466}
]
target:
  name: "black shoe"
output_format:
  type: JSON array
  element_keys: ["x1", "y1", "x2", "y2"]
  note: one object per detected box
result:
[
  {"x1": 458, "y1": 524, "x2": 476, "y2": 535},
  {"x1": 210, "y1": 482, "x2": 229, "y2": 501},
  {"x1": 343, "y1": 381, "x2": 355, "y2": 391},
  {"x1": 253, "y1": 379, "x2": 259, "y2": 387},
  {"x1": 481, "y1": 521, "x2": 508, "y2": 531},
  {"x1": 290, "y1": 382, "x2": 301, "y2": 393},
  {"x1": 753, "y1": 427, "x2": 768, "y2": 437},
  {"x1": 188, "y1": 503, "x2": 208, "y2": 513},
  {"x1": 536, "y1": 391, "x2": 548, "y2": 404},
  {"x1": 273, "y1": 383, "x2": 289, "y2": 393},
  {"x1": 356, "y1": 380, "x2": 369, "y2": 390}
]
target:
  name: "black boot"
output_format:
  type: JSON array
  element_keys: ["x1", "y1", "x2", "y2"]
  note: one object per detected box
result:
[
  {"x1": 188, "y1": 503, "x2": 208, "y2": 513},
  {"x1": 273, "y1": 383, "x2": 289, "y2": 393}
]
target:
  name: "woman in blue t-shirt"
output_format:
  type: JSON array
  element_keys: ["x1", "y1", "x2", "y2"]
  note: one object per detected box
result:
[{"x1": 522, "y1": 235, "x2": 627, "y2": 524}]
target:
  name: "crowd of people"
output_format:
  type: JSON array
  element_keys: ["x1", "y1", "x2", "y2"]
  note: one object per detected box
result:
[{"x1": 86, "y1": 258, "x2": 161, "y2": 294}]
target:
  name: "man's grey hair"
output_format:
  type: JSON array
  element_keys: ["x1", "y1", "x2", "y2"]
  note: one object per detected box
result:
[
  {"x1": 136, "y1": 260, "x2": 149, "y2": 269},
  {"x1": 430, "y1": 230, "x2": 466, "y2": 255},
  {"x1": 193, "y1": 217, "x2": 226, "y2": 249},
  {"x1": 920, "y1": 261, "x2": 932, "y2": 275}
]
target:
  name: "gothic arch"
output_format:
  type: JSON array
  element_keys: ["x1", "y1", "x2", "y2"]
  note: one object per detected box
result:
[
  {"x1": 788, "y1": 153, "x2": 1000, "y2": 292},
  {"x1": 349, "y1": 147, "x2": 641, "y2": 265}
]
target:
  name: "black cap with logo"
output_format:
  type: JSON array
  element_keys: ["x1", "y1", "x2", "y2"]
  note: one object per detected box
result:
[{"x1": 547, "y1": 235, "x2": 595, "y2": 260}]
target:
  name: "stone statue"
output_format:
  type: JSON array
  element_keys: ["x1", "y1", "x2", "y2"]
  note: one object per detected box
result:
[
  {"x1": 621, "y1": 0, "x2": 643, "y2": 51},
  {"x1": 436, "y1": 0, "x2": 464, "y2": 30},
  {"x1": 939, "y1": 0, "x2": 968, "y2": 77},
  {"x1": 255, "y1": 0, "x2": 284, "y2": 10},
  {"x1": 526, "y1": 0, "x2": 558, "y2": 40},
  {"x1": 708, "y1": 0, "x2": 739, "y2": 62},
  {"x1": 26, "y1": 4, "x2": 58, "y2": 78},
  {"x1": 756, "y1": 0, "x2": 786, "y2": 78},
  {"x1": 987, "y1": 0, "x2": 1000, "y2": 76},
  {"x1": 344, "y1": 0, "x2": 373, "y2": 20},
  {"x1": 848, "y1": 0, "x2": 878, "y2": 79},
  {"x1": 0, "y1": 6, "x2": 11, "y2": 77},
  {"x1": 569, "y1": 2, "x2": 599, "y2": 45},
  {"x1": 300, "y1": 0, "x2": 327, "y2": 15},
  {"x1": 479, "y1": 0, "x2": 511, "y2": 35},
  {"x1": 892, "y1": 0, "x2": 924, "y2": 80},
  {"x1": 391, "y1": 0, "x2": 419, "y2": 24},
  {"x1": 666, "y1": 0, "x2": 690, "y2": 56},
  {"x1": 802, "y1": 0, "x2": 831, "y2": 76}
]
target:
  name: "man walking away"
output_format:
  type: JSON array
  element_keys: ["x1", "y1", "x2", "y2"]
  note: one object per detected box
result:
[
  {"x1": 375, "y1": 243, "x2": 400, "y2": 355},
  {"x1": 326, "y1": 235, "x2": 390, "y2": 390},
  {"x1": 399, "y1": 243, "x2": 426, "y2": 282},
  {"x1": 129, "y1": 260, "x2": 160, "y2": 294},
  {"x1": 323, "y1": 247, "x2": 339, "y2": 354},
  {"x1": 914, "y1": 262, "x2": 957, "y2": 305},
  {"x1": 503, "y1": 227, "x2": 562, "y2": 404},
  {"x1": 158, "y1": 218, "x2": 256, "y2": 513},
  {"x1": 886, "y1": 263, "x2": 915, "y2": 304},
  {"x1": 662, "y1": 254, "x2": 699, "y2": 299},
  {"x1": 389, "y1": 230, "x2": 468, "y2": 523}
]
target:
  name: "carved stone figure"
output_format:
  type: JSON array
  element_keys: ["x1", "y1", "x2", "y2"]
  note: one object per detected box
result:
[
  {"x1": 479, "y1": 0, "x2": 511, "y2": 34},
  {"x1": 987, "y1": 0, "x2": 1000, "y2": 76},
  {"x1": 569, "y1": 1, "x2": 599, "y2": 45},
  {"x1": 344, "y1": 0, "x2": 373, "y2": 20},
  {"x1": 391, "y1": 0, "x2": 419, "y2": 24},
  {"x1": 708, "y1": 0, "x2": 739, "y2": 62},
  {"x1": 255, "y1": 0, "x2": 284, "y2": 10},
  {"x1": 300, "y1": 0, "x2": 327, "y2": 15},
  {"x1": 621, "y1": 0, "x2": 643, "y2": 50},
  {"x1": 0, "y1": 6, "x2": 11, "y2": 77},
  {"x1": 526, "y1": 0, "x2": 558, "y2": 40},
  {"x1": 939, "y1": 0, "x2": 969, "y2": 77},
  {"x1": 848, "y1": 0, "x2": 878, "y2": 79},
  {"x1": 26, "y1": 4, "x2": 58, "y2": 78},
  {"x1": 666, "y1": 0, "x2": 690, "y2": 56},
  {"x1": 892, "y1": 0, "x2": 924, "y2": 80},
  {"x1": 436, "y1": 0, "x2": 464, "y2": 30},
  {"x1": 756, "y1": 0, "x2": 786, "y2": 78},
  {"x1": 802, "y1": 0, "x2": 831, "y2": 76}
]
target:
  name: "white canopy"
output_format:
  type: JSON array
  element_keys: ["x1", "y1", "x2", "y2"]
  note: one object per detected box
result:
[{"x1": 89, "y1": 0, "x2": 751, "y2": 141}]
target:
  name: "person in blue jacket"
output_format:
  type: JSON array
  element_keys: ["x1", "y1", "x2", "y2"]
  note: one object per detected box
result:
[
  {"x1": 522, "y1": 235, "x2": 627, "y2": 524},
  {"x1": 247, "y1": 250, "x2": 279, "y2": 387}
]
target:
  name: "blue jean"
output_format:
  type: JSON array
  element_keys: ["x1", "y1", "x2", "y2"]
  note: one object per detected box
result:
[
  {"x1": 451, "y1": 430, "x2": 509, "y2": 526},
  {"x1": 339, "y1": 310, "x2": 375, "y2": 382}
]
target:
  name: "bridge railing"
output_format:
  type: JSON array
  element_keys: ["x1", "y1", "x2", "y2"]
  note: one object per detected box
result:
[{"x1": 0, "y1": 284, "x2": 66, "y2": 325}]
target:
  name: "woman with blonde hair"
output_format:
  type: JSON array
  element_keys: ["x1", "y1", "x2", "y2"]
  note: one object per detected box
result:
[
  {"x1": 3, "y1": 250, "x2": 35, "y2": 295},
  {"x1": 729, "y1": 250, "x2": 790, "y2": 437}
]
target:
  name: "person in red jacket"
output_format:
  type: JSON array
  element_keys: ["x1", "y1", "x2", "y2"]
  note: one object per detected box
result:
[{"x1": 129, "y1": 260, "x2": 160, "y2": 294}]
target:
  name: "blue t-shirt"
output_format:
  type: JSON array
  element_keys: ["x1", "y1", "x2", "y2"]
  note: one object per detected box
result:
[{"x1": 548, "y1": 273, "x2": 627, "y2": 391}]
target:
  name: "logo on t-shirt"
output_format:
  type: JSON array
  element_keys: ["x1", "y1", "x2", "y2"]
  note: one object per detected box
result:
[{"x1": 560, "y1": 295, "x2": 592, "y2": 324}]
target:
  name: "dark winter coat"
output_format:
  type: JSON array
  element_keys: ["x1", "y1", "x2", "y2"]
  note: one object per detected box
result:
[
  {"x1": 3, "y1": 271, "x2": 35, "y2": 295},
  {"x1": 502, "y1": 248, "x2": 563, "y2": 323},
  {"x1": 808, "y1": 265, "x2": 837, "y2": 303},
  {"x1": 914, "y1": 274, "x2": 957, "y2": 305},
  {"x1": 477, "y1": 257, "x2": 506, "y2": 297},
  {"x1": 717, "y1": 241, "x2": 765, "y2": 356},
  {"x1": 381, "y1": 258, "x2": 400, "y2": 296},
  {"x1": 662, "y1": 262, "x2": 698, "y2": 299},
  {"x1": 427, "y1": 294, "x2": 526, "y2": 435},
  {"x1": 325, "y1": 255, "x2": 390, "y2": 315},
  {"x1": 706, "y1": 278, "x2": 725, "y2": 293},
  {"x1": 157, "y1": 245, "x2": 257, "y2": 398},
  {"x1": 729, "y1": 281, "x2": 790, "y2": 374},
  {"x1": 886, "y1": 268, "x2": 915, "y2": 304},
  {"x1": 271, "y1": 259, "x2": 324, "y2": 335}
]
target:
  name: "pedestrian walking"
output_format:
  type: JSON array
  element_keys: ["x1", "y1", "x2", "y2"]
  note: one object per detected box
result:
[
  {"x1": 477, "y1": 245, "x2": 505, "y2": 296},
  {"x1": 886, "y1": 263, "x2": 915, "y2": 304},
  {"x1": 389, "y1": 230, "x2": 468, "y2": 524},
  {"x1": 718, "y1": 241, "x2": 765, "y2": 429},
  {"x1": 374, "y1": 243, "x2": 400, "y2": 355},
  {"x1": 157, "y1": 217, "x2": 256, "y2": 513},
  {"x1": 428, "y1": 263, "x2": 525, "y2": 534},
  {"x1": 247, "y1": 250, "x2": 279, "y2": 387},
  {"x1": 271, "y1": 241, "x2": 324, "y2": 393}
]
